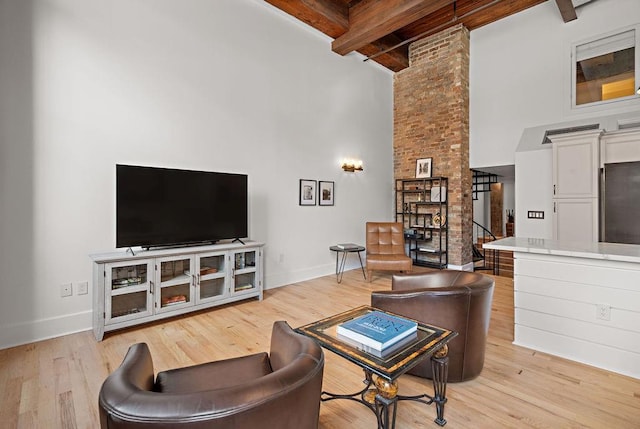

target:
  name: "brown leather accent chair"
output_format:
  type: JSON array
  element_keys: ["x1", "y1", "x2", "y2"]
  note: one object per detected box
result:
[
  {"x1": 365, "y1": 222, "x2": 412, "y2": 282},
  {"x1": 371, "y1": 270, "x2": 494, "y2": 382},
  {"x1": 98, "y1": 321, "x2": 324, "y2": 429}
]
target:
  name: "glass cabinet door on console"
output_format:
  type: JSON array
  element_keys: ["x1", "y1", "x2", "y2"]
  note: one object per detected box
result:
[
  {"x1": 231, "y1": 249, "x2": 258, "y2": 295},
  {"x1": 195, "y1": 251, "x2": 228, "y2": 304},
  {"x1": 155, "y1": 256, "x2": 194, "y2": 313},
  {"x1": 105, "y1": 259, "x2": 154, "y2": 324}
]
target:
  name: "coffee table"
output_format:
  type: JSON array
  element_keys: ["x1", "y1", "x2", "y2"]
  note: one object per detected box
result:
[{"x1": 296, "y1": 305, "x2": 457, "y2": 428}]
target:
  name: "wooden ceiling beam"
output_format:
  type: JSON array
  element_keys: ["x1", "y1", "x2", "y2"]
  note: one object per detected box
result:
[
  {"x1": 362, "y1": 34, "x2": 410, "y2": 70},
  {"x1": 555, "y1": 0, "x2": 577, "y2": 22},
  {"x1": 264, "y1": 0, "x2": 348, "y2": 38},
  {"x1": 300, "y1": 0, "x2": 349, "y2": 28},
  {"x1": 332, "y1": 0, "x2": 455, "y2": 55}
]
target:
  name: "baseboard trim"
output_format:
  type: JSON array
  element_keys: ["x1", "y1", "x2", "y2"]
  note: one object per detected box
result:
[
  {"x1": 0, "y1": 310, "x2": 92, "y2": 350},
  {"x1": 265, "y1": 263, "x2": 335, "y2": 290}
]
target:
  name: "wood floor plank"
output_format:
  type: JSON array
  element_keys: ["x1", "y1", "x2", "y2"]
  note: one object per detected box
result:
[{"x1": 0, "y1": 269, "x2": 639, "y2": 428}]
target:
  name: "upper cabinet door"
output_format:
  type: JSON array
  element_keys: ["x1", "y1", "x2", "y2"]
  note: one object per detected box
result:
[{"x1": 551, "y1": 130, "x2": 602, "y2": 199}]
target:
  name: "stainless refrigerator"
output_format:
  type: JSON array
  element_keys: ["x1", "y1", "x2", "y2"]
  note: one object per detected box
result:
[{"x1": 601, "y1": 161, "x2": 640, "y2": 245}]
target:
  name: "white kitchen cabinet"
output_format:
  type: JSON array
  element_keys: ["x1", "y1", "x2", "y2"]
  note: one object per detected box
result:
[
  {"x1": 551, "y1": 129, "x2": 601, "y2": 199},
  {"x1": 550, "y1": 129, "x2": 602, "y2": 242},
  {"x1": 553, "y1": 198, "x2": 598, "y2": 242}
]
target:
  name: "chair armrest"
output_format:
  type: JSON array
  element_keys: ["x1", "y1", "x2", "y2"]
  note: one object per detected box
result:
[
  {"x1": 269, "y1": 320, "x2": 323, "y2": 371},
  {"x1": 371, "y1": 288, "x2": 474, "y2": 331}
]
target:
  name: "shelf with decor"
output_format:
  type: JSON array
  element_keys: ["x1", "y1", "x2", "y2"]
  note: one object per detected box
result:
[{"x1": 395, "y1": 177, "x2": 448, "y2": 269}]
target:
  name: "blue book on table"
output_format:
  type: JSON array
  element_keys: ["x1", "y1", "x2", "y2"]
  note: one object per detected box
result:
[
  {"x1": 336, "y1": 311, "x2": 417, "y2": 351},
  {"x1": 338, "y1": 332, "x2": 419, "y2": 358}
]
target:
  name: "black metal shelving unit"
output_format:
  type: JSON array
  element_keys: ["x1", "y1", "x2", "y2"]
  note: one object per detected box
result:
[{"x1": 395, "y1": 177, "x2": 448, "y2": 269}]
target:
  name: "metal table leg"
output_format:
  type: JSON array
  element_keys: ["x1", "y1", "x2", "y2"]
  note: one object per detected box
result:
[
  {"x1": 431, "y1": 346, "x2": 450, "y2": 426},
  {"x1": 395, "y1": 345, "x2": 450, "y2": 426},
  {"x1": 335, "y1": 250, "x2": 367, "y2": 283},
  {"x1": 322, "y1": 370, "x2": 400, "y2": 429},
  {"x1": 336, "y1": 251, "x2": 349, "y2": 283},
  {"x1": 357, "y1": 250, "x2": 367, "y2": 280}
]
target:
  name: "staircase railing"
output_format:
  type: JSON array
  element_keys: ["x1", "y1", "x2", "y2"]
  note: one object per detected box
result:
[{"x1": 473, "y1": 221, "x2": 499, "y2": 275}]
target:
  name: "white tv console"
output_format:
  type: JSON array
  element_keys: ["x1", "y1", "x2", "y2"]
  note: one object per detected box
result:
[{"x1": 91, "y1": 241, "x2": 264, "y2": 341}]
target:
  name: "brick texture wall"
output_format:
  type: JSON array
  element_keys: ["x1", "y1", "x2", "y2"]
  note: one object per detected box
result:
[{"x1": 393, "y1": 24, "x2": 472, "y2": 267}]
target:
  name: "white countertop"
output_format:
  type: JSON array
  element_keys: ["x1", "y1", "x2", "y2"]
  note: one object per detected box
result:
[{"x1": 483, "y1": 237, "x2": 640, "y2": 264}]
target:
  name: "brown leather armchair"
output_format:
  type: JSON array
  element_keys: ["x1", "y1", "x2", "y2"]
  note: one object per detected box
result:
[
  {"x1": 99, "y1": 321, "x2": 324, "y2": 429},
  {"x1": 371, "y1": 270, "x2": 494, "y2": 382},
  {"x1": 365, "y1": 222, "x2": 412, "y2": 282}
]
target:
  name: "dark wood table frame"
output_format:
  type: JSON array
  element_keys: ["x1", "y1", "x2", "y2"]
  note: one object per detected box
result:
[{"x1": 296, "y1": 306, "x2": 457, "y2": 428}]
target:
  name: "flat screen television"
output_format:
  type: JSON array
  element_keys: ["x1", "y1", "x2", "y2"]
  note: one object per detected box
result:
[{"x1": 116, "y1": 164, "x2": 248, "y2": 249}]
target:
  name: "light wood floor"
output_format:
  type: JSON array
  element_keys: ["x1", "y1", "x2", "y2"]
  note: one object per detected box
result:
[{"x1": 1, "y1": 269, "x2": 639, "y2": 428}]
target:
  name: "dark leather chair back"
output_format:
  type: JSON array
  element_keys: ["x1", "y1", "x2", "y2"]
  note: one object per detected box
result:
[{"x1": 371, "y1": 270, "x2": 494, "y2": 382}]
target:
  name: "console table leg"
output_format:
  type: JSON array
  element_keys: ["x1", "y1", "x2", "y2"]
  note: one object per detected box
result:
[{"x1": 431, "y1": 345, "x2": 450, "y2": 427}]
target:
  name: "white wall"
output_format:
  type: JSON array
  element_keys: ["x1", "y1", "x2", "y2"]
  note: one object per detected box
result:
[
  {"x1": 0, "y1": 0, "x2": 394, "y2": 348},
  {"x1": 515, "y1": 150, "x2": 554, "y2": 238},
  {"x1": 470, "y1": 0, "x2": 640, "y2": 170}
]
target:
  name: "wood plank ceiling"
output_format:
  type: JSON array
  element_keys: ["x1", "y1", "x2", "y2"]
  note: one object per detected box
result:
[{"x1": 265, "y1": 0, "x2": 574, "y2": 72}]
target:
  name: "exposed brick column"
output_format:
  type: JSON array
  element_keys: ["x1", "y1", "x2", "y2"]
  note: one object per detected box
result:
[{"x1": 393, "y1": 24, "x2": 472, "y2": 268}]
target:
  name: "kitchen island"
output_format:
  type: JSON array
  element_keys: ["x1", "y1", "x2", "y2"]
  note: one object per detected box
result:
[{"x1": 483, "y1": 237, "x2": 640, "y2": 379}]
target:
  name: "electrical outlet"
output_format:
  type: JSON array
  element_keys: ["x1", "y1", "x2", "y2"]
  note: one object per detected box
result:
[
  {"x1": 596, "y1": 304, "x2": 611, "y2": 321},
  {"x1": 60, "y1": 283, "x2": 72, "y2": 297},
  {"x1": 77, "y1": 281, "x2": 88, "y2": 295}
]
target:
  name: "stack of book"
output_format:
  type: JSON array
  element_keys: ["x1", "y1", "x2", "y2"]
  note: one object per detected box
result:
[
  {"x1": 337, "y1": 311, "x2": 418, "y2": 357},
  {"x1": 336, "y1": 243, "x2": 360, "y2": 250}
]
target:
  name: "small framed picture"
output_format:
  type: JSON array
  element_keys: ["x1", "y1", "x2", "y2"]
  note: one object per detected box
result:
[
  {"x1": 319, "y1": 181, "x2": 334, "y2": 206},
  {"x1": 299, "y1": 179, "x2": 317, "y2": 206},
  {"x1": 416, "y1": 158, "x2": 432, "y2": 178}
]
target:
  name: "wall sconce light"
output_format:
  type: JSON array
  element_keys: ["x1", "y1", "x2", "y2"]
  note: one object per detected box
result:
[{"x1": 341, "y1": 159, "x2": 364, "y2": 172}]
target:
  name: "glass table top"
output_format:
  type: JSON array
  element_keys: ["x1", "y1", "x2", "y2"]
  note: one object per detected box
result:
[{"x1": 296, "y1": 305, "x2": 457, "y2": 381}]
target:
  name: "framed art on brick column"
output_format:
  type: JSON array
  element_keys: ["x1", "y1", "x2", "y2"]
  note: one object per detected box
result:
[{"x1": 416, "y1": 158, "x2": 432, "y2": 178}]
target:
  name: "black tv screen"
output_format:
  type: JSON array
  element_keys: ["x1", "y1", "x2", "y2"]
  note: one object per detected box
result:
[{"x1": 116, "y1": 165, "x2": 248, "y2": 248}]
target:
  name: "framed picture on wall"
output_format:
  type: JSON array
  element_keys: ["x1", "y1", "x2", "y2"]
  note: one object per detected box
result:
[
  {"x1": 416, "y1": 158, "x2": 432, "y2": 178},
  {"x1": 319, "y1": 181, "x2": 334, "y2": 206},
  {"x1": 299, "y1": 179, "x2": 317, "y2": 206}
]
